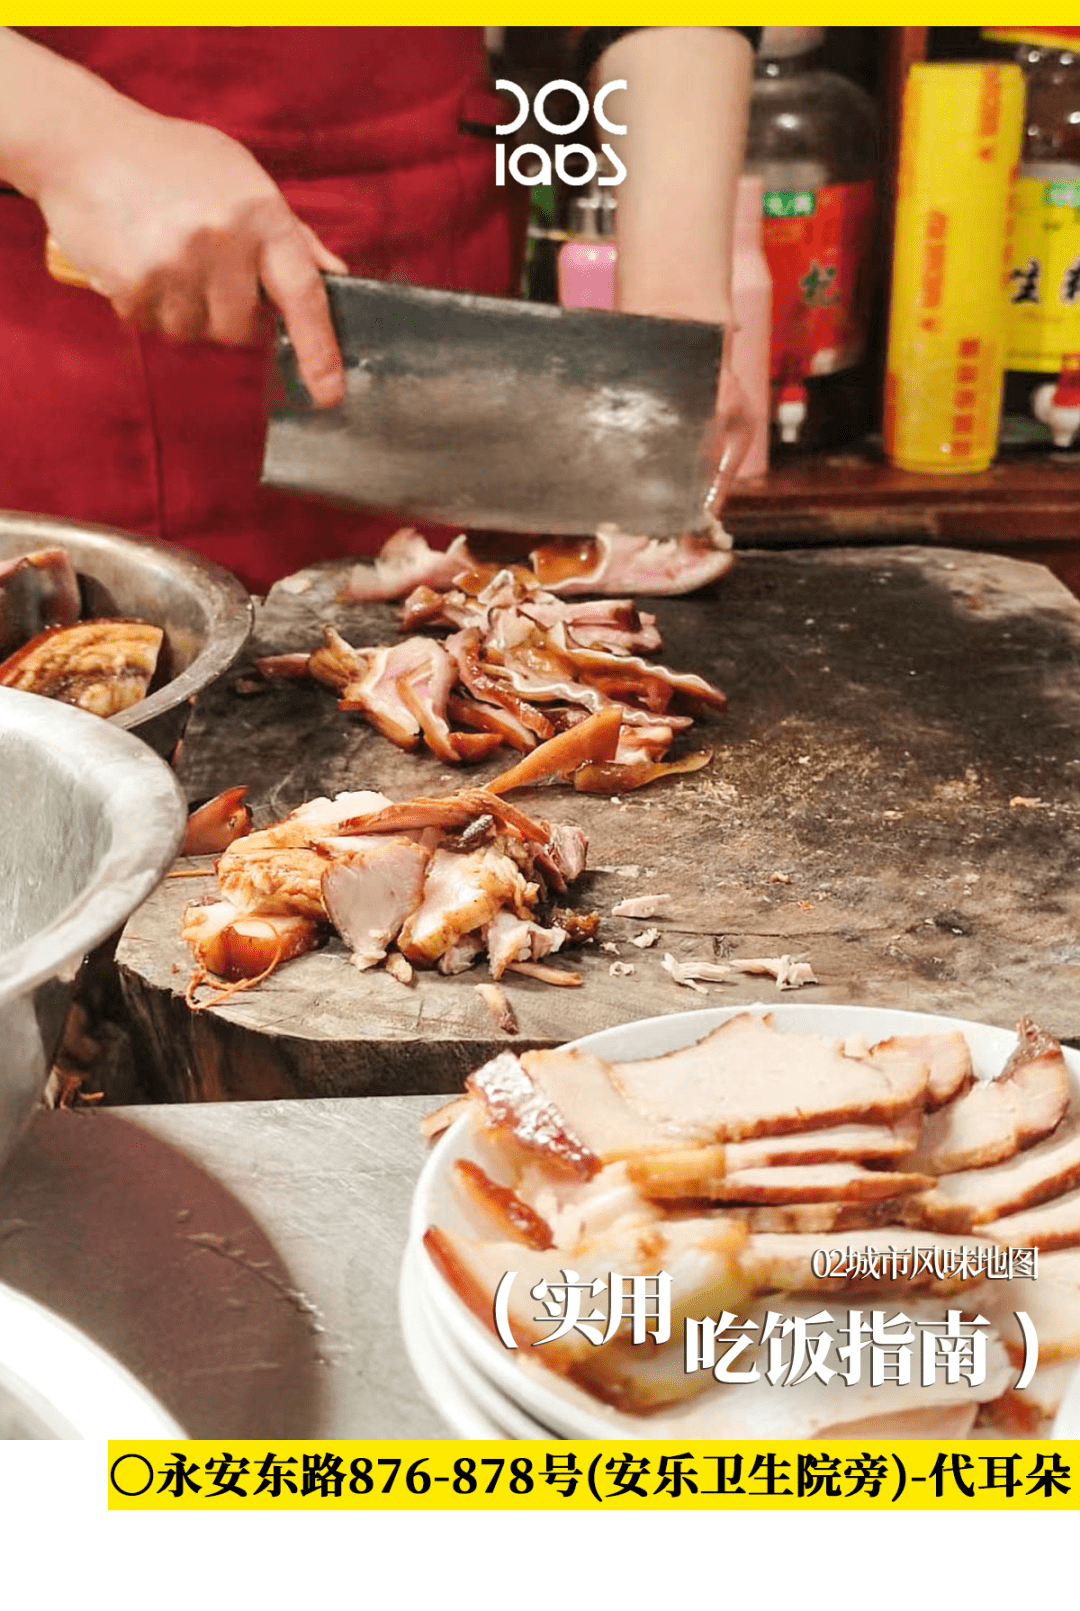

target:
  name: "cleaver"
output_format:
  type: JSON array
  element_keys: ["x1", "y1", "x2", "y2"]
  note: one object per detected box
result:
[{"x1": 261, "y1": 276, "x2": 726, "y2": 537}]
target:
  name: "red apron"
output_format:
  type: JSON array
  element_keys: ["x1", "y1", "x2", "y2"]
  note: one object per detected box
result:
[{"x1": 1, "y1": 28, "x2": 526, "y2": 592}]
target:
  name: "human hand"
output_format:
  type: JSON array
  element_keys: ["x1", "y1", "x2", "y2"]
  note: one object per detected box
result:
[{"x1": 36, "y1": 101, "x2": 347, "y2": 406}]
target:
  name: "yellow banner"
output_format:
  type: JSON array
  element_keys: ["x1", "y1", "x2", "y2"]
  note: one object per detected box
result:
[
  {"x1": 1, "y1": 9, "x2": 1074, "y2": 24},
  {"x1": 109, "y1": 1439, "x2": 1080, "y2": 1511}
]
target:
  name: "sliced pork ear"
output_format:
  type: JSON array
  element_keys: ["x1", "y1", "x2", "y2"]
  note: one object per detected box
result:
[
  {"x1": 903, "y1": 1122, "x2": 1080, "y2": 1233},
  {"x1": 445, "y1": 628, "x2": 552, "y2": 747},
  {"x1": 307, "y1": 624, "x2": 369, "y2": 691},
  {"x1": 530, "y1": 528, "x2": 735, "y2": 598},
  {"x1": 907, "y1": 1034, "x2": 1069, "y2": 1174},
  {"x1": 338, "y1": 637, "x2": 455, "y2": 752},
  {"x1": 484, "y1": 707, "x2": 622, "y2": 794},
  {"x1": 607, "y1": 1013, "x2": 930, "y2": 1143},
  {"x1": 340, "y1": 527, "x2": 473, "y2": 601},
  {"x1": 982, "y1": 1188, "x2": 1080, "y2": 1250},
  {"x1": 870, "y1": 1031, "x2": 974, "y2": 1110},
  {"x1": 322, "y1": 837, "x2": 430, "y2": 969}
]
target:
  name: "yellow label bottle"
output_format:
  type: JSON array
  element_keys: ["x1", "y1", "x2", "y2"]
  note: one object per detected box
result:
[{"x1": 884, "y1": 62, "x2": 1024, "y2": 474}]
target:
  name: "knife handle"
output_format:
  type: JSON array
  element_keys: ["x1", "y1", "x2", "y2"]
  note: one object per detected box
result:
[{"x1": 45, "y1": 236, "x2": 96, "y2": 290}]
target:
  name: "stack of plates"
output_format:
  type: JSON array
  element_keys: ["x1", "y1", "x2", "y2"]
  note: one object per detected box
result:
[{"x1": 400, "y1": 1004, "x2": 1080, "y2": 1441}]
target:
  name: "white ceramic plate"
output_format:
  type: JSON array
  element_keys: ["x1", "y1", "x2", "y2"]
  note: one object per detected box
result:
[
  {"x1": 400, "y1": 1241, "x2": 553, "y2": 1439},
  {"x1": 0, "y1": 1282, "x2": 183, "y2": 1439},
  {"x1": 399, "y1": 1235, "x2": 505, "y2": 1437},
  {"x1": 408, "y1": 1002, "x2": 1080, "y2": 1441}
]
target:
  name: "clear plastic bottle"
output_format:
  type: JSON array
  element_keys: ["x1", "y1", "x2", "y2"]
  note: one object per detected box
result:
[
  {"x1": 744, "y1": 27, "x2": 877, "y2": 454},
  {"x1": 1003, "y1": 44, "x2": 1080, "y2": 448}
]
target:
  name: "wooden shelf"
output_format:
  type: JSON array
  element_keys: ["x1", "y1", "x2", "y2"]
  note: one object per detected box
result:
[{"x1": 725, "y1": 446, "x2": 1080, "y2": 595}]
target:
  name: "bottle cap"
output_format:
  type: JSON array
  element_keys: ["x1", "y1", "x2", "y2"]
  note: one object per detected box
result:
[{"x1": 758, "y1": 27, "x2": 826, "y2": 60}]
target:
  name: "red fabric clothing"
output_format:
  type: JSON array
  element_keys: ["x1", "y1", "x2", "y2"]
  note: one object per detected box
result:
[{"x1": 1, "y1": 28, "x2": 527, "y2": 592}]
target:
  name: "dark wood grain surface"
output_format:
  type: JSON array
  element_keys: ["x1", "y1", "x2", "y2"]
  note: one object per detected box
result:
[{"x1": 116, "y1": 545, "x2": 1080, "y2": 1100}]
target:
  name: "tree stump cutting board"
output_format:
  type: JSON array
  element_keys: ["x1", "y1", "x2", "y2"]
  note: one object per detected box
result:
[{"x1": 116, "y1": 545, "x2": 1080, "y2": 1101}]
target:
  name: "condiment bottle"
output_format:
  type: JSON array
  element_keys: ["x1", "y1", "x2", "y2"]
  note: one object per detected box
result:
[
  {"x1": 728, "y1": 175, "x2": 772, "y2": 478},
  {"x1": 1001, "y1": 42, "x2": 1080, "y2": 448},
  {"x1": 884, "y1": 62, "x2": 1024, "y2": 475},
  {"x1": 557, "y1": 182, "x2": 616, "y2": 310},
  {"x1": 744, "y1": 26, "x2": 877, "y2": 454}
]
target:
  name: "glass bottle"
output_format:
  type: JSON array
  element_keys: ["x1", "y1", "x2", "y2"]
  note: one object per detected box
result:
[
  {"x1": 1003, "y1": 45, "x2": 1080, "y2": 449},
  {"x1": 744, "y1": 27, "x2": 878, "y2": 454}
]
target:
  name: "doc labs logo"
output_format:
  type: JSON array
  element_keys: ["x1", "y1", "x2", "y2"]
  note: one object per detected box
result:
[{"x1": 495, "y1": 78, "x2": 627, "y2": 188}]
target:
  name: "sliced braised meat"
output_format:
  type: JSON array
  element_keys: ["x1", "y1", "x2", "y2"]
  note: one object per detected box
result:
[
  {"x1": 871, "y1": 1031, "x2": 974, "y2": 1110},
  {"x1": 908, "y1": 1028, "x2": 1068, "y2": 1174},
  {"x1": 307, "y1": 624, "x2": 368, "y2": 691},
  {"x1": 0, "y1": 618, "x2": 163, "y2": 715},
  {"x1": 322, "y1": 837, "x2": 430, "y2": 969},
  {"x1": 984, "y1": 1360, "x2": 1077, "y2": 1435},
  {"x1": 727, "y1": 1198, "x2": 909, "y2": 1235},
  {"x1": 445, "y1": 628, "x2": 552, "y2": 747},
  {"x1": 453, "y1": 1159, "x2": 553, "y2": 1249},
  {"x1": 979, "y1": 1252, "x2": 1080, "y2": 1366},
  {"x1": 696, "y1": 1161, "x2": 934, "y2": 1205},
  {"x1": 485, "y1": 910, "x2": 567, "y2": 980},
  {"x1": 397, "y1": 846, "x2": 534, "y2": 965},
  {"x1": 607, "y1": 1013, "x2": 930, "y2": 1143},
  {"x1": 423, "y1": 1216, "x2": 748, "y2": 1413},
  {"x1": 982, "y1": 1188, "x2": 1080, "y2": 1250},
  {"x1": 466, "y1": 1051, "x2": 601, "y2": 1179},
  {"x1": 0, "y1": 547, "x2": 81, "y2": 656},
  {"x1": 181, "y1": 786, "x2": 252, "y2": 856},
  {"x1": 181, "y1": 899, "x2": 321, "y2": 981},
  {"x1": 724, "y1": 1115, "x2": 922, "y2": 1170},
  {"x1": 902, "y1": 1121, "x2": 1080, "y2": 1233}
]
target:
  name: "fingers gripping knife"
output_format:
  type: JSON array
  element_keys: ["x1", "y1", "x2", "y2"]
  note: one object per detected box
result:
[{"x1": 260, "y1": 276, "x2": 727, "y2": 537}]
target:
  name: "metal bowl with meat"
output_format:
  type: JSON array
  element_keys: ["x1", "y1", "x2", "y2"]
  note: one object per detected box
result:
[
  {"x1": 0, "y1": 687, "x2": 186, "y2": 1164},
  {"x1": 0, "y1": 511, "x2": 253, "y2": 757}
]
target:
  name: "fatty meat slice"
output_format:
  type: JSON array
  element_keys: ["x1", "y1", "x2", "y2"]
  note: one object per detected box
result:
[
  {"x1": 321, "y1": 837, "x2": 431, "y2": 969},
  {"x1": 902, "y1": 1121, "x2": 1080, "y2": 1233},
  {"x1": 907, "y1": 1023, "x2": 1069, "y2": 1175},
  {"x1": 607, "y1": 1012, "x2": 930, "y2": 1143}
]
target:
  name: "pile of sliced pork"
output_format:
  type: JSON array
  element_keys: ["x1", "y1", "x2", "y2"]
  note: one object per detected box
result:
[
  {"x1": 0, "y1": 546, "x2": 162, "y2": 717},
  {"x1": 181, "y1": 766, "x2": 599, "y2": 1004},
  {"x1": 424, "y1": 1012, "x2": 1080, "y2": 1437},
  {"x1": 261, "y1": 529, "x2": 727, "y2": 793}
]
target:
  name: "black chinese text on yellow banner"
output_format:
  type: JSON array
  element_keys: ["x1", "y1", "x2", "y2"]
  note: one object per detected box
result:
[{"x1": 109, "y1": 1440, "x2": 1080, "y2": 1511}]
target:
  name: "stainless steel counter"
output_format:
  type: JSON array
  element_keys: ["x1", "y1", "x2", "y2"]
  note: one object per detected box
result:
[{"x1": 0, "y1": 1094, "x2": 449, "y2": 1438}]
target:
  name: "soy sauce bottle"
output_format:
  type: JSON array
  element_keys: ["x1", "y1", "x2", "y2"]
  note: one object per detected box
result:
[{"x1": 744, "y1": 27, "x2": 878, "y2": 455}]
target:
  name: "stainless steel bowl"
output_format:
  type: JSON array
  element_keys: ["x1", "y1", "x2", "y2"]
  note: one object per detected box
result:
[
  {"x1": 0, "y1": 511, "x2": 253, "y2": 757},
  {"x1": 0, "y1": 687, "x2": 186, "y2": 1164}
]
